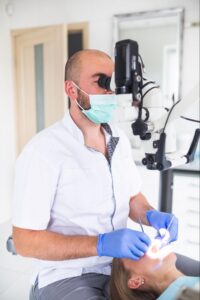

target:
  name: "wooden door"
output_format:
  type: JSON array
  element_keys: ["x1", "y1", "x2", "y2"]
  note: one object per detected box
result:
[{"x1": 13, "y1": 25, "x2": 67, "y2": 153}]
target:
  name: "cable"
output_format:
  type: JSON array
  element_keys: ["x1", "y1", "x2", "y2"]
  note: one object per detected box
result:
[
  {"x1": 163, "y1": 99, "x2": 181, "y2": 133},
  {"x1": 180, "y1": 116, "x2": 200, "y2": 123},
  {"x1": 141, "y1": 80, "x2": 156, "y2": 89},
  {"x1": 165, "y1": 108, "x2": 200, "y2": 123},
  {"x1": 164, "y1": 107, "x2": 200, "y2": 123},
  {"x1": 142, "y1": 85, "x2": 160, "y2": 99},
  {"x1": 139, "y1": 54, "x2": 145, "y2": 70}
]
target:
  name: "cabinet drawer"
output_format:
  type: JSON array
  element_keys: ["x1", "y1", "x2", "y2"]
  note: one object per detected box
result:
[{"x1": 172, "y1": 171, "x2": 200, "y2": 260}]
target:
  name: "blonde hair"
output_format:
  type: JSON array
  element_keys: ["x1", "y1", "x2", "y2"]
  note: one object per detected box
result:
[{"x1": 110, "y1": 258, "x2": 159, "y2": 300}]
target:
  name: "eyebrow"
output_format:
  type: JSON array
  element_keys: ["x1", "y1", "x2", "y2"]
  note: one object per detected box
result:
[{"x1": 91, "y1": 72, "x2": 109, "y2": 79}]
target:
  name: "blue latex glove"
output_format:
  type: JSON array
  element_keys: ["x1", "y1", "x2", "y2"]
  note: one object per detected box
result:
[
  {"x1": 97, "y1": 228, "x2": 151, "y2": 260},
  {"x1": 146, "y1": 210, "x2": 178, "y2": 243}
]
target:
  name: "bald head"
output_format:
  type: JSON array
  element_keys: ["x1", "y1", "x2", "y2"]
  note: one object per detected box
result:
[{"x1": 64, "y1": 49, "x2": 111, "y2": 84}]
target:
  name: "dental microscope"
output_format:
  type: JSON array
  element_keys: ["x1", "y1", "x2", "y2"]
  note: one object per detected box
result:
[{"x1": 98, "y1": 39, "x2": 200, "y2": 171}]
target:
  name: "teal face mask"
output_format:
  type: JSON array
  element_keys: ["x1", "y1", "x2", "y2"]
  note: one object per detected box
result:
[{"x1": 73, "y1": 82, "x2": 117, "y2": 124}]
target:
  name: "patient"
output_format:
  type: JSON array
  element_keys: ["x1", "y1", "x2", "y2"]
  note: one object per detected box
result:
[{"x1": 110, "y1": 242, "x2": 200, "y2": 300}]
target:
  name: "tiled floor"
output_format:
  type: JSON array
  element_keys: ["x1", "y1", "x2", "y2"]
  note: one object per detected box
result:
[{"x1": 0, "y1": 221, "x2": 33, "y2": 300}]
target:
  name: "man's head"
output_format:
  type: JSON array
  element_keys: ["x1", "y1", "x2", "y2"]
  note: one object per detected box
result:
[
  {"x1": 64, "y1": 49, "x2": 114, "y2": 114},
  {"x1": 65, "y1": 49, "x2": 113, "y2": 84}
]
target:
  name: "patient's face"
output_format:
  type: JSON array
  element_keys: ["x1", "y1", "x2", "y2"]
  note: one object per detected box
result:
[{"x1": 122, "y1": 242, "x2": 177, "y2": 277}]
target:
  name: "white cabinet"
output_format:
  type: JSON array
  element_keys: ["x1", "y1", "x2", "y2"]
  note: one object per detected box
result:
[
  {"x1": 128, "y1": 160, "x2": 200, "y2": 261},
  {"x1": 172, "y1": 172, "x2": 200, "y2": 260}
]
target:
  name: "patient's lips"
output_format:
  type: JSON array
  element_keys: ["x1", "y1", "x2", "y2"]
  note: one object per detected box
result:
[
  {"x1": 150, "y1": 241, "x2": 161, "y2": 253},
  {"x1": 147, "y1": 239, "x2": 161, "y2": 256},
  {"x1": 146, "y1": 238, "x2": 172, "y2": 260}
]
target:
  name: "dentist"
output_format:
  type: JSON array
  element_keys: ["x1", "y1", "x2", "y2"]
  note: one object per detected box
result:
[{"x1": 12, "y1": 49, "x2": 178, "y2": 300}]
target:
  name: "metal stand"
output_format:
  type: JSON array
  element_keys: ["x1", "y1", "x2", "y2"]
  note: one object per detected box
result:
[{"x1": 159, "y1": 169, "x2": 173, "y2": 212}]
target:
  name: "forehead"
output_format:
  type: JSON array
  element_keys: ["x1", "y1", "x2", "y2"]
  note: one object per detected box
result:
[{"x1": 79, "y1": 53, "x2": 114, "y2": 79}]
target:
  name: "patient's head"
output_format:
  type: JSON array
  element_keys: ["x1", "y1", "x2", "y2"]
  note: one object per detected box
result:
[{"x1": 110, "y1": 244, "x2": 177, "y2": 300}]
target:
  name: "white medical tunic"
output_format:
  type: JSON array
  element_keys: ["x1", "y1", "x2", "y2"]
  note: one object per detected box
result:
[{"x1": 12, "y1": 112, "x2": 141, "y2": 288}]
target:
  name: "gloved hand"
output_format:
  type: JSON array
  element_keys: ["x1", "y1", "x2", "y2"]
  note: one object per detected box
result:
[
  {"x1": 146, "y1": 210, "x2": 178, "y2": 243},
  {"x1": 97, "y1": 228, "x2": 151, "y2": 260}
]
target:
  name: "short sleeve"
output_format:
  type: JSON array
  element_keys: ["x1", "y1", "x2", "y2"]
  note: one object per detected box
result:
[{"x1": 12, "y1": 147, "x2": 59, "y2": 230}]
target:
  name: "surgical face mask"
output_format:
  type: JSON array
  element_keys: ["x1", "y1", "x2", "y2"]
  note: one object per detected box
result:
[{"x1": 73, "y1": 82, "x2": 117, "y2": 124}]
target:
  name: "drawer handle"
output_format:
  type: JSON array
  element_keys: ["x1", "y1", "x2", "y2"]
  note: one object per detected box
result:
[
  {"x1": 185, "y1": 224, "x2": 199, "y2": 229},
  {"x1": 187, "y1": 209, "x2": 200, "y2": 214},
  {"x1": 185, "y1": 240, "x2": 199, "y2": 245},
  {"x1": 188, "y1": 196, "x2": 199, "y2": 201}
]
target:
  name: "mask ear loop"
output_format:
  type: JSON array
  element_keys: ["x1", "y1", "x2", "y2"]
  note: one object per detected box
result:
[
  {"x1": 72, "y1": 81, "x2": 89, "y2": 97},
  {"x1": 71, "y1": 82, "x2": 89, "y2": 112},
  {"x1": 76, "y1": 100, "x2": 85, "y2": 111}
]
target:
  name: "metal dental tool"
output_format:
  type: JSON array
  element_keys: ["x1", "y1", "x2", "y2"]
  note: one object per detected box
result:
[{"x1": 138, "y1": 216, "x2": 145, "y2": 233}]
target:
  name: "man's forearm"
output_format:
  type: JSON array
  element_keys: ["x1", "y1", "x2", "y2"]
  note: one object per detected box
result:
[
  {"x1": 129, "y1": 192, "x2": 154, "y2": 225},
  {"x1": 13, "y1": 226, "x2": 98, "y2": 260}
]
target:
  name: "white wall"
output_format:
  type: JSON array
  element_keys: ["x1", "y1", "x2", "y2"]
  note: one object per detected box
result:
[
  {"x1": 0, "y1": 0, "x2": 199, "y2": 223},
  {"x1": 0, "y1": 0, "x2": 16, "y2": 223}
]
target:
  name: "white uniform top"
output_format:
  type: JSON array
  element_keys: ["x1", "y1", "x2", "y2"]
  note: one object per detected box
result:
[{"x1": 12, "y1": 112, "x2": 141, "y2": 288}]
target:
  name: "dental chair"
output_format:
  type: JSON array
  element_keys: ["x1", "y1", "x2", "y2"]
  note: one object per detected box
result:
[
  {"x1": 6, "y1": 236, "x2": 35, "y2": 300},
  {"x1": 6, "y1": 235, "x2": 17, "y2": 255},
  {"x1": 176, "y1": 286, "x2": 200, "y2": 300}
]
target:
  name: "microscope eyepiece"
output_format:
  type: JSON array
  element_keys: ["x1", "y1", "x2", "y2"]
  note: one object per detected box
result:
[{"x1": 98, "y1": 74, "x2": 111, "y2": 90}]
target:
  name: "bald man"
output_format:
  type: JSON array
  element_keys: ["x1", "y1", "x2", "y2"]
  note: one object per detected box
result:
[{"x1": 12, "y1": 49, "x2": 179, "y2": 300}]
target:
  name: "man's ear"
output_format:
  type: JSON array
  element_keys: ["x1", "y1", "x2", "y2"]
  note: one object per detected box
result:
[
  {"x1": 65, "y1": 81, "x2": 77, "y2": 100},
  {"x1": 128, "y1": 276, "x2": 145, "y2": 289}
]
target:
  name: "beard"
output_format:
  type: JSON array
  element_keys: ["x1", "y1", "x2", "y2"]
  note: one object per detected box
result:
[{"x1": 77, "y1": 90, "x2": 91, "y2": 110}]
